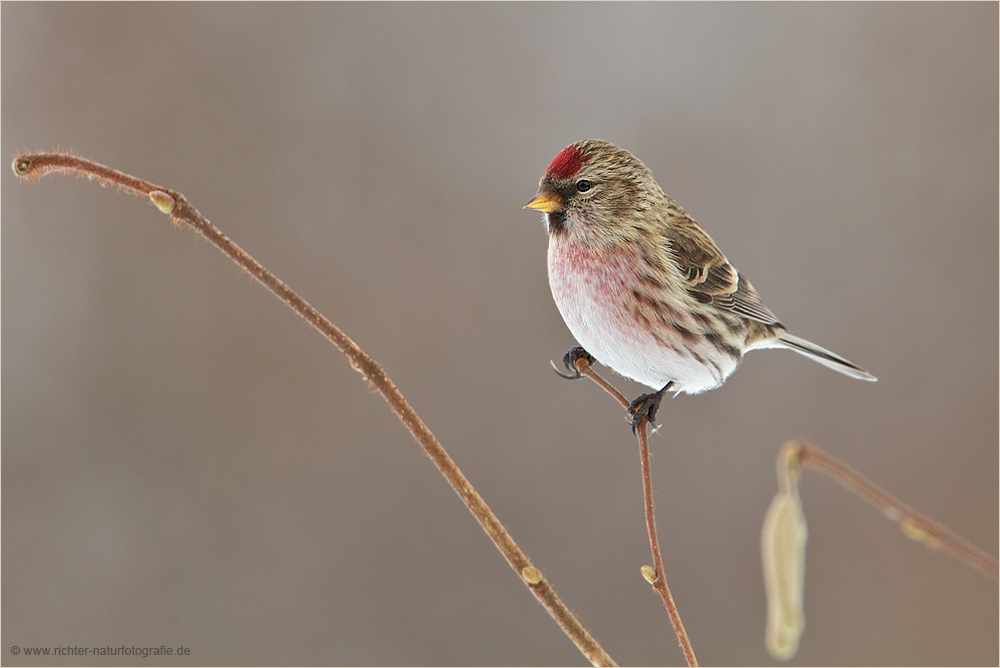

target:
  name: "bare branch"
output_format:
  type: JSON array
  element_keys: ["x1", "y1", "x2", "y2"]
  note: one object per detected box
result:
[
  {"x1": 12, "y1": 150, "x2": 618, "y2": 667},
  {"x1": 569, "y1": 355, "x2": 697, "y2": 666},
  {"x1": 788, "y1": 440, "x2": 998, "y2": 581}
]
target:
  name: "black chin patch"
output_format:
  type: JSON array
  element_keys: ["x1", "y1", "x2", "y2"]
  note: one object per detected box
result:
[{"x1": 547, "y1": 211, "x2": 568, "y2": 233}]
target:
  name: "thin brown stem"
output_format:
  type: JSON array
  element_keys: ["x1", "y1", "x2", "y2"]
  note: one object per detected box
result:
[
  {"x1": 13, "y1": 151, "x2": 617, "y2": 667},
  {"x1": 570, "y1": 356, "x2": 696, "y2": 665},
  {"x1": 787, "y1": 440, "x2": 998, "y2": 581},
  {"x1": 636, "y1": 418, "x2": 699, "y2": 667},
  {"x1": 576, "y1": 360, "x2": 630, "y2": 409}
]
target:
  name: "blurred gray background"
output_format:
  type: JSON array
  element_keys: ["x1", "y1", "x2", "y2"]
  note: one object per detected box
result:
[{"x1": 3, "y1": 4, "x2": 996, "y2": 666}]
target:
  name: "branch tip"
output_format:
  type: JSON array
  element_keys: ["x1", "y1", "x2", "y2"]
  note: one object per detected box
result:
[{"x1": 12, "y1": 157, "x2": 32, "y2": 177}]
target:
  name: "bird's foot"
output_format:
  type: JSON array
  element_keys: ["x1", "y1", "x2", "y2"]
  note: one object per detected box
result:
[
  {"x1": 553, "y1": 346, "x2": 596, "y2": 380},
  {"x1": 627, "y1": 383, "x2": 673, "y2": 434}
]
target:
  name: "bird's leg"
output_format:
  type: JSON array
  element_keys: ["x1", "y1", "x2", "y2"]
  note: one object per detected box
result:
[
  {"x1": 628, "y1": 383, "x2": 674, "y2": 434},
  {"x1": 553, "y1": 346, "x2": 596, "y2": 380}
]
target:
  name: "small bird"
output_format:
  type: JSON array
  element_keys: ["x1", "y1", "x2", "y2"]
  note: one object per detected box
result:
[{"x1": 525, "y1": 139, "x2": 875, "y2": 431}]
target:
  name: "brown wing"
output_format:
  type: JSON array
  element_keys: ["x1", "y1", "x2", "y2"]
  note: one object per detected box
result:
[{"x1": 668, "y1": 220, "x2": 781, "y2": 326}]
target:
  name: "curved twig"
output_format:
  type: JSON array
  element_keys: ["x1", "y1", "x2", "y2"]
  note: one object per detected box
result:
[
  {"x1": 12, "y1": 150, "x2": 617, "y2": 667},
  {"x1": 787, "y1": 440, "x2": 998, "y2": 581}
]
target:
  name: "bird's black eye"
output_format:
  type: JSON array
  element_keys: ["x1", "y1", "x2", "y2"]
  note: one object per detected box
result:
[{"x1": 576, "y1": 179, "x2": 591, "y2": 193}]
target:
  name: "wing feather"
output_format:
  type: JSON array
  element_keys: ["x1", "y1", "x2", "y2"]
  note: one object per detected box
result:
[{"x1": 667, "y1": 219, "x2": 781, "y2": 325}]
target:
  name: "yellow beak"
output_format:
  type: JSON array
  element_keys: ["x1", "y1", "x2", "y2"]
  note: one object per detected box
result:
[{"x1": 524, "y1": 191, "x2": 564, "y2": 213}]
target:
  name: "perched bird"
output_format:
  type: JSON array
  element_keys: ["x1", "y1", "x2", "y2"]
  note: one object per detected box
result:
[{"x1": 525, "y1": 139, "x2": 875, "y2": 431}]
